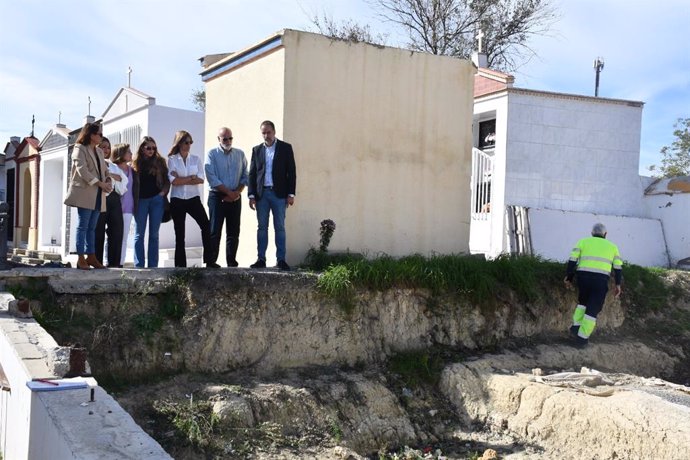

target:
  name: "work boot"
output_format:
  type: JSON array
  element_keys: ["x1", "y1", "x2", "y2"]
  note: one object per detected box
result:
[
  {"x1": 77, "y1": 255, "x2": 90, "y2": 270},
  {"x1": 86, "y1": 254, "x2": 105, "y2": 269}
]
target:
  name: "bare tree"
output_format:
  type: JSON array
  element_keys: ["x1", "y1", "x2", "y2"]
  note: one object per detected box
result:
[
  {"x1": 311, "y1": 12, "x2": 387, "y2": 45},
  {"x1": 372, "y1": 0, "x2": 558, "y2": 70},
  {"x1": 191, "y1": 87, "x2": 205, "y2": 112}
]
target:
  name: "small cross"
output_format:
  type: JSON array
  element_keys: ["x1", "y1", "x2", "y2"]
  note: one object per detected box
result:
[
  {"x1": 31, "y1": 114, "x2": 35, "y2": 137},
  {"x1": 476, "y1": 29, "x2": 485, "y2": 53},
  {"x1": 127, "y1": 66, "x2": 132, "y2": 87},
  {"x1": 88, "y1": 96, "x2": 92, "y2": 116},
  {"x1": 58, "y1": 111, "x2": 62, "y2": 124}
]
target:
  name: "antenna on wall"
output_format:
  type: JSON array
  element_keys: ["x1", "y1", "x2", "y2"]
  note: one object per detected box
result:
[{"x1": 594, "y1": 57, "x2": 605, "y2": 97}]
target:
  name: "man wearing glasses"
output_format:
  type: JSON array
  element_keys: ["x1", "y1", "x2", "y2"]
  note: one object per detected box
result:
[
  {"x1": 248, "y1": 120, "x2": 297, "y2": 270},
  {"x1": 204, "y1": 127, "x2": 248, "y2": 267}
]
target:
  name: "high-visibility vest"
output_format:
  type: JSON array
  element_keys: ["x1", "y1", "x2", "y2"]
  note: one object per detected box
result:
[{"x1": 569, "y1": 236, "x2": 623, "y2": 276}]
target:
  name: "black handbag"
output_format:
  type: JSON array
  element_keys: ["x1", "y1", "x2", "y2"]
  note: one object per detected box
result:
[{"x1": 162, "y1": 196, "x2": 172, "y2": 223}]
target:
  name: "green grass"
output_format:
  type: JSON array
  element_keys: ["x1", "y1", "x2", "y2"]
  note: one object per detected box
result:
[
  {"x1": 309, "y1": 253, "x2": 685, "y2": 317},
  {"x1": 153, "y1": 399, "x2": 221, "y2": 450},
  {"x1": 622, "y1": 263, "x2": 684, "y2": 313},
  {"x1": 312, "y1": 253, "x2": 564, "y2": 308}
]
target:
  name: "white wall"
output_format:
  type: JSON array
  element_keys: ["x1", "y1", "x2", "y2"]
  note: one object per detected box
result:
[
  {"x1": 528, "y1": 207, "x2": 669, "y2": 267},
  {"x1": 504, "y1": 92, "x2": 644, "y2": 217},
  {"x1": 0, "y1": 309, "x2": 33, "y2": 459},
  {"x1": 147, "y1": 105, "x2": 205, "y2": 254},
  {"x1": 643, "y1": 189, "x2": 690, "y2": 266},
  {"x1": 471, "y1": 94, "x2": 509, "y2": 258},
  {"x1": 38, "y1": 155, "x2": 65, "y2": 250}
]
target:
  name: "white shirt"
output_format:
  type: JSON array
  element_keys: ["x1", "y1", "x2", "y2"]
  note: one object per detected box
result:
[
  {"x1": 264, "y1": 141, "x2": 276, "y2": 187},
  {"x1": 107, "y1": 161, "x2": 128, "y2": 196},
  {"x1": 168, "y1": 154, "x2": 204, "y2": 200}
]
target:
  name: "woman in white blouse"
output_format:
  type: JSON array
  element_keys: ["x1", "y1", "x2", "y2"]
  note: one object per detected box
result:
[{"x1": 167, "y1": 131, "x2": 211, "y2": 267}]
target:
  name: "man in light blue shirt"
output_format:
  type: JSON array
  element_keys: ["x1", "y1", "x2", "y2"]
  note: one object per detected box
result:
[{"x1": 204, "y1": 127, "x2": 248, "y2": 267}]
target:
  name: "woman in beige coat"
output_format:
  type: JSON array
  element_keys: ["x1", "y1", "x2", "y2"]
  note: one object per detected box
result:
[{"x1": 64, "y1": 122, "x2": 113, "y2": 269}]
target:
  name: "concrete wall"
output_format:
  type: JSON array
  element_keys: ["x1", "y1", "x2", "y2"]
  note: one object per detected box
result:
[
  {"x1": 528, "y1": 207, "x2": 669, "y2": 267},
  {"x1": 0, "y1": 293, "x2": 171, "y2": 459},
  {"x1": 38, "y1": 155, "x2": 65, "y2": 250},
  {"x1": 204, "y1": 44, "x2": 285, "y2": 266},
  {"x1": 643, "y1": 189, "x2": 690, "y2": 266},
  {"x1": 282, "y1": 30, "x2": 475, "y2": 261},
  {"x1": 504, "y1": 92, "x2": 644, "y2": 217},
  {"x1": 204, "y1": 30, "x2": 475, "y2": 265}
]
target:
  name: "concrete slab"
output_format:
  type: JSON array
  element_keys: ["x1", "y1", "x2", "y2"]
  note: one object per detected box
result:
[
  {"x1": 14, "y1": 343, "x2": 45, "y2": 360},
  {"x1": 22, "y1": 358, "x2": 53, "y2": 379},
  {"x1": 33, "y1": 386, "x2": 172, "y2": 459},
  {"x1": 5, "y1": 330, "x2": 31, "y2": 344}
]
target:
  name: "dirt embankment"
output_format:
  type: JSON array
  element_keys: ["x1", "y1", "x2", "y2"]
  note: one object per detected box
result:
[
  {"x1": 115, "y1": 341, "x2": 690, "y2": 459},
  {"x1": 5, "y1": 268, "x2": 690, "y2": 459}
]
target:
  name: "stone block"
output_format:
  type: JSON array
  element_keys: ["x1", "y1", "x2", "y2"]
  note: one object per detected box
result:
[
  {"x1": 8, "y1": 299, "x2": 33, "y2": 318},
  {"x1": 0, "y1": 292, "x2": 15, "y2": 311}
]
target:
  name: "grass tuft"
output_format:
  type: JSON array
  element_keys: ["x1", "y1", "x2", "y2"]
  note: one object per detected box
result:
[{"x1": 311, "y1": 253, "x2": 564, "y2": 307}]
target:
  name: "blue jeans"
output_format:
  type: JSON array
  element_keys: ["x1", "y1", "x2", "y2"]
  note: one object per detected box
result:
[
  {"x1": 76, "y1": 206, "x2": 101, "y2": 255},
  {"x1": 134, "y1": 194, "x2": 165, "y2": 267},
  {"x1": 256, "y1": 189, "x2": 287, "y2": 262}
]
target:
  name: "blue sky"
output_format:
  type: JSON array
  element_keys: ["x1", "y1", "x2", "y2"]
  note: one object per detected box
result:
[{"x1": 1, "y1": 0, "x2": 688, "y2": 174}]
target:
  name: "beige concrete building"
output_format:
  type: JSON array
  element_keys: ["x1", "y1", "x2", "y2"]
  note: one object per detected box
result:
[{"x1": 201, "y1": 29, "x2": 475, "y2": 265}]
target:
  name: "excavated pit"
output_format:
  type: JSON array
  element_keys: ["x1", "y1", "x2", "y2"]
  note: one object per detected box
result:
[{"x1": 2, "y1": 267, "x2": 689, "y2": 459}]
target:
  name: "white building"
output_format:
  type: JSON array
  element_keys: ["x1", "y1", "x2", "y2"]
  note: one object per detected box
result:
[{"x1": 469, "y1": 60, "x2": 688, "y2": 268}]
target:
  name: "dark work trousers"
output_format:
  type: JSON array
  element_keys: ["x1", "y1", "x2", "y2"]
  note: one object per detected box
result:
[
  {"x1": 207, "y1": 192, "x2": 241, "y2": 267},
  {"x1": 95, "y1": 192, "x2": 124, "y2": 267},
  {"x1": 576, "y1": 271, "x2": 609, "y2": 319},
  {"x1": 170, "y1": 196, "x2": 211, "y2": 267}
]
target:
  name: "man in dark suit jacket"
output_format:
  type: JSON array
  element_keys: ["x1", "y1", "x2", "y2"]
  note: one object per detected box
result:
[{"x1": 248, "y1": 120, "x2": 297, "y2": 270}]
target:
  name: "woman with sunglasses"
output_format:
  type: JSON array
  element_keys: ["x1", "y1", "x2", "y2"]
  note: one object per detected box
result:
[
  {"x1": 167, "y1": 131, "x2": 211, "y2": 267},
  {"x1": 64, "y1": 122, "x2": 113, "y2": 270},
  {"x1": 132, "y1": 136, "x2": 170, "y2": 267},
  {"x1": 95, "y1": 138, "x2": 127, "y2": 267}
]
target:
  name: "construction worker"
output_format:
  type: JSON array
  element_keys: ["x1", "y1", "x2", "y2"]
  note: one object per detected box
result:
[{"x1": 564, "y1": 223, "x2": 623, "y2": 347}]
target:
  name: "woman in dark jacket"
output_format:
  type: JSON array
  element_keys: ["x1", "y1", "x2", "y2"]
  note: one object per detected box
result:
[{"x1": 132, "y1": 136, "x2": 170, "y2": 267}]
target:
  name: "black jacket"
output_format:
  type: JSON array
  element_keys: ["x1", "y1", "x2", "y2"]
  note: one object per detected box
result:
[{"x1": 248, "y1": 139, "x2": 296, "y2": 199}]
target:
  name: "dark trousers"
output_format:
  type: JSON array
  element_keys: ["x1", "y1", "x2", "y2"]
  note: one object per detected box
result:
[
  {"x1": 207, "y1": 192, "x2": 241, "y2": 266},
  {"x1": 170, "y1": 196, "x2": 211, "y2": 267},
  {"x1": 576, "y1": 272, "x2": 609, "y2": 319},
  {"x1": 95, "y1": 192, "x2": 124, "y2": 266}
]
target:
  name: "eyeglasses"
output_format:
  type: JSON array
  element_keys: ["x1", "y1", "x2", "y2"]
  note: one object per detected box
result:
[
  {"x1": 219, "y1": 136, "x2": 233, "y2": 141},
  {"x1": 144, "y1": 146, "x2": 157, "y2": 151},
  {"x1": 183, "y1": 140, "x2": 193, "y2": 145}
]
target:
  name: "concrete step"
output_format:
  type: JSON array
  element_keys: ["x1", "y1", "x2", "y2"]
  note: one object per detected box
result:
[{"x1": 11, "y1": 248, "x2": 62, "y2": 264}]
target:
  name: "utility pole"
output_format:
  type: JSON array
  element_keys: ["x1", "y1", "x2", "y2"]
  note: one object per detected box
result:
[{"x1": 594, "y1": 57, "x2": 604, "y2": 97}]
